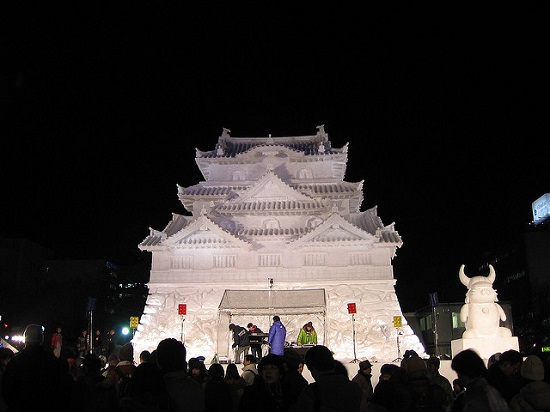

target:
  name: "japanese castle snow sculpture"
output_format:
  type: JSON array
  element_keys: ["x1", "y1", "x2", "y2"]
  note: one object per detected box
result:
[{"x1": 133, "y1": 126, "x2": 425, "y2": 363}]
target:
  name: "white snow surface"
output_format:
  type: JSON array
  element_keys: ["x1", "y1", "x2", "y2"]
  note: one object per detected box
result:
[{"x1": 131, "y1": 282, "x2": 425, "y2": 365}]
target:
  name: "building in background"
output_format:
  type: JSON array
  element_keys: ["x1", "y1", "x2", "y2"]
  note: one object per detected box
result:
[
  {"x1": 0, "y1": 236, "x2": 148, "y2": 351},
  {"x1": 406, "y1": 193, "x2": 550, "y2": 357}
]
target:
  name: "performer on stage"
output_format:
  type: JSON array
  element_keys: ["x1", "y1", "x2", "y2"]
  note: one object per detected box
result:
[
  {"x1": 268, "y1": 316, "x2": 286, "y2": 356},
  {"x1": 297, "y1": 322, "x2": 317, "y2": 346},
  {"x1": 247, "y1": 323, "x2": 264, "y2": 361},
  {"x1": 229, "y1": 323, "x2": 250, "y2": 364}
]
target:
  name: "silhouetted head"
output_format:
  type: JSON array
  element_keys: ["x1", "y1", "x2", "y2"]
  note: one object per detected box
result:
[
  {"x1": 244, "y1": 354, "x2": 257, "y2": 364},
  {"x1": 156, "y1": 338, "x2": 186, "y2": 373},
  {"x1": 258, "y1": 354, "x2": 285, "y2": 384},
  {"x1": 305, "y1": 345, "x2": 334, "y2": 374},
  {"x1": 283, "y1": 348, "x2": 303, "y2": 371},
  {"x1": 405, "y1": 356, "x2": 427, "y2": 379},
  {"x1": 24, "y1": 324, "x2": 44, "y2": 347},
  {"x1": 426, "y1": 356, "x2": 440, "y2": 369},
  {"x1": 451, "y1": 349, "x2": 486, "y2": 380},
  {"x1": 208, "y1": 363, "x2": 225, "y2": 379},
  {"x1": 82, "y1": 354, "x2": 102, "y2": 375},
  {"x1": 225, "y1": 363, "x2": 240, "y2": 380}
]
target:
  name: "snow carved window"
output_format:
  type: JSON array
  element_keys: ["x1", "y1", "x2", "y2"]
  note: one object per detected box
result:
[
  {"x1": 232, "y1": 170, "x2": 245, "y2": 181},
  {"x1": 171, "y1": 256, "x2": 193, "y2": 269},
  {"x1": 349, "y1": 253, "x2": 369, "y2": 265},
  {"x1": 305, "y1": 253, "x2": 326, "y2": 266},
  {"x1": 214, "y1": 255, "x2": 236, "y2": 268},
  {"x1": 259, "y1": 254, "x2": 282, "y2": 267},
  {"x1": 298, "y1": 168, "x2": 312, "y2": 179},
  {"x1": 262, "y1": 219, "x2": 280, "y2": 229}
]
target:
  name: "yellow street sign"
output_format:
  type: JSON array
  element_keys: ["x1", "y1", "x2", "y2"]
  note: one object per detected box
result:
[
  {"x1": 130, "y1": 316, "x2": 139, "y2": 328},
  {"x1": 393, "y1": 316, "x2": 402, "y2": 327}
]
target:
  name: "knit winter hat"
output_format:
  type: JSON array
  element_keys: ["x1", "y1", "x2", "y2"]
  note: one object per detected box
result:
[
  {"x1": 521, "y1": 355, "x2": 544, "y2": 381},
  {"x1": 406, "y1": 356, "x2": 427, "y2": 377}
]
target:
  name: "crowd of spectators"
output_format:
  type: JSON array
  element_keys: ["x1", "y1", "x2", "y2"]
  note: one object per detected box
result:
[{"x1": 2, "y1": 323, "x2": 550, "y2": 411}]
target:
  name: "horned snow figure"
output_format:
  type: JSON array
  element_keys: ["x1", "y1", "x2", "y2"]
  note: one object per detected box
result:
[{"x1": 459, "y1": 264, "x2": 512, "y2": 338}]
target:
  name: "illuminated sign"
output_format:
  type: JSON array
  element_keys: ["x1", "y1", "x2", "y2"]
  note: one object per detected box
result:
[
  {"x1": 532, "y1": 193, "x2": 550, "y2": 224},
  {"x1": 542, "y1": 346, "x2": 550, "y2": 353},
  {"x1": 393, "y1": 316, "x2": 402, "y2": 327}
]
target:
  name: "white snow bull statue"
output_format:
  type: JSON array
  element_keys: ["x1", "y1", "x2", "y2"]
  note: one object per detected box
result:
[{"x1": 459, "y1": 264, "x2": 512, "y2": 338}]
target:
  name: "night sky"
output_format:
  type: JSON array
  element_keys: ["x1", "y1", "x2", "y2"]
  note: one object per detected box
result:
[{"x1": 2, "y1": 5, "x2": 547, "y2": 311}]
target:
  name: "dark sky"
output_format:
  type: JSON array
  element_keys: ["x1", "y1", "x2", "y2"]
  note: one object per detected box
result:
[{"x1": 2, "y1": 5, "x2": 548, "y2": 311}]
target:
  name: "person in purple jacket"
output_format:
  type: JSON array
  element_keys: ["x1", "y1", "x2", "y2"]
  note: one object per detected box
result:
[{"x1": 267, "y1": 316, "x2": 286, "y2": 356}]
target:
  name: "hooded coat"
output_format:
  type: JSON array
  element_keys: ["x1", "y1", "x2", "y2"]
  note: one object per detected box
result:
[
  {"x1": 268, "y1": 320, "x2": 286, "y2": 356},
  {"x1": 509, "y1": 380, "x2": 550, "y2": 411}
]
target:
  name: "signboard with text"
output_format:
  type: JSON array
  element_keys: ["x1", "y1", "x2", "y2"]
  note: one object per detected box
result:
[
  {"x1": 178, "y1": 304, "x2": 187, "y2": 315},
  {"x1": 347, "y1": 303, "x2": 357, "y2": 314},
  {"x1": 533, "y1": 193, "x2": 550, "y2": 224}
]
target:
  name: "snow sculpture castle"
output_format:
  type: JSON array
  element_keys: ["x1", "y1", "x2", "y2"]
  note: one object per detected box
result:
[{"x1": 132, "y1": 126, "x2": 425, "y2": 363}]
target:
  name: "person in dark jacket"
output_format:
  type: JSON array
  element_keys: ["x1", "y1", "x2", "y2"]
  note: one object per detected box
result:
[
  {"x1": 238, "y1": 354, "x2": 290, "y2": 412},
  {"x1": 486, "y1": 349, "x2": 524, "y2": 404},
  {"x1": 103, "y1": 329, "x2": 117, "y2": 358},
  {"x1": 230, "y1": 324, "x2": 251, "y2": 364},
  {"x1": 393, "y1": 355, "x2": 447, "y2": 412},
  {"x1": 204, "y1": 363, "x2": 233, "y2": 412},
  {"x1": 451, "y1": 348, "x2": 510, "y2": 412},
  {"x1": 247, "y1": 323, "x2": 265, "y2": 361},
  {"x1": 351, "y1": 359, "x2": 374, "y2": 412},
  {"x1": 92, "y1": 329, "x2": 102, "y2": 356},
  {"x1": 188, "y1": 357, "x2": 208, "y2": 386},
  {"x1": 282, "y1": 348, "x2": 308, "y2": 408},
  {"x1": 268, "y1": 316, "x2": 286, "y2": 356},
  {"x1": 77, "y1": 329, "x2": 89, "y2": 360},
  {"x1": 75, "y1": 353, "x2": 119, "y2": 412},
  {"x1": 225, "y1": 363, "x2": 246, "y2": 412},
  {"x1": 451, "y1": 378, "x2": 466, "y2": 412},
  {"x1": 156, "y1": 337, "x2": 204, "y2": 412},
  {"x1": 2, "y1": 324, "x2": 71, "y2": 412},
  {"x1": 509, "y1": 355, "x2": 550, "y2": 411},
  {"x1": 370, "y1": 363, "x2": 407, "y2": 411},
  {"x1": 292, "y1": 345, "x2": 362, "y2": 411},
  {"x1": 426, "y1": 356, "x2": 454, "y2": 411}
]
